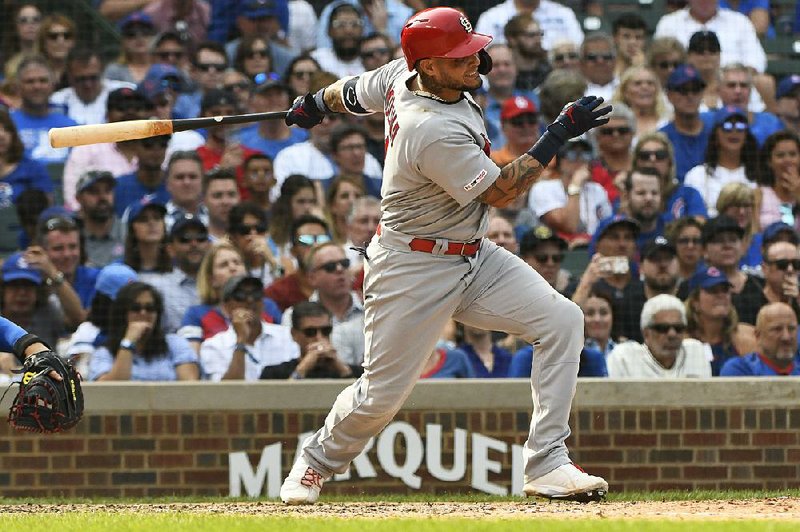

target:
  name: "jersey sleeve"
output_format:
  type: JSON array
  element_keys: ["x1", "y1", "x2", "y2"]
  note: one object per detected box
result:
[
  {"x1": 354, "y1": 59, "x2": 407, "y2": 113},
  {"x1": 0, "y1": 317, "x2": 29, "y2": 353},
  {"x1": 416, "y1": 134, "x2": 501, "y2": 206}
]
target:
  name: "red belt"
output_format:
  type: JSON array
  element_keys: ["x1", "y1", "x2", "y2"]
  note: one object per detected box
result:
[{"x1": 377, "y1": 225, "x2": 481, "y2": 257}]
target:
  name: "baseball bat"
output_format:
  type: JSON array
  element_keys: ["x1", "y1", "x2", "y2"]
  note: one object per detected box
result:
[{"x1": 48, "y1": 110, "x2": 290, "y2": 149}]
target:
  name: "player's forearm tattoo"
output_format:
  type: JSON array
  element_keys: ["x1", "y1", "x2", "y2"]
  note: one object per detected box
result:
[
  {"x1": 323, "y1": 79, "x2": 349, "y2": 114},
  {"x1": 478, "y1": 154, "x2": 544, "y2": 208}
]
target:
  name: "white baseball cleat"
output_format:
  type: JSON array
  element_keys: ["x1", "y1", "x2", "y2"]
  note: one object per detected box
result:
[
  {"x1": 524, "y1": 463, "x2": 608, "y2": 503},
  {"x1": 280, "y1": 456, "x2": 325, "y2": 505}
]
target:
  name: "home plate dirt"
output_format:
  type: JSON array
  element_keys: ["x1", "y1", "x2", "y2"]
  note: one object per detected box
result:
[{"x1": 0, "y1": 498, "x2": 799, "y2": 520}]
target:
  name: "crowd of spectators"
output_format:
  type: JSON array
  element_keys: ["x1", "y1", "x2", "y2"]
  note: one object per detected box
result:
[{"x1": 1, "y1": 0, "x2": 800, "y2": 383}]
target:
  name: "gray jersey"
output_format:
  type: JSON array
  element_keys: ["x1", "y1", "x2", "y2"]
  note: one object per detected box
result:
[{"x1": 354, "y1": 59, "x2": 502, "y2": 242}]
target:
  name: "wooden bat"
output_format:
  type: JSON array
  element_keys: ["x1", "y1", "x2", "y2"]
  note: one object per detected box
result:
[{"x1": 48, "y1": 110, "x2": 290, "y2": 148}]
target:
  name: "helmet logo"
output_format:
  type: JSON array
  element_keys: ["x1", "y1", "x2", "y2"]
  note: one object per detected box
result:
[{"x1": 459, "y1": 15, "x2": 472, "y2": 33}]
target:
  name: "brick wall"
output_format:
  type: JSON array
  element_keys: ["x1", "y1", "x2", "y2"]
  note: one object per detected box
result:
[{"x1": 0, "y1": 380, "x2": 798, "y2": 497}]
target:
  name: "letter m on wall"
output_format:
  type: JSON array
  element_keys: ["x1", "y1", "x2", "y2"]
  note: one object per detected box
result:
[{"x1": 229, "y1": 444, "x2": 283, "y2": 497}]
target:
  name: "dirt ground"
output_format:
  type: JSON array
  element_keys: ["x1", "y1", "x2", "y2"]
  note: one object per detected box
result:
[{"x1": 0, "y1": 498, "x2": 799, "y2": 520}]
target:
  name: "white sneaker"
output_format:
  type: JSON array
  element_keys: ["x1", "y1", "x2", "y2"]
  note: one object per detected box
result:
[
  {"x1": 524, "y1": 463, "x2": 608, "y2": 502},
  {"x1": 280, "y1": 456, "x2": 325, "y2": 505}
]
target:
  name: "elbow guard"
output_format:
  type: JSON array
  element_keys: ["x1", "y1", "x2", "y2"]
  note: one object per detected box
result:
[{"x1": 341, "y1": 77, "x2": 372, "y2": 116}]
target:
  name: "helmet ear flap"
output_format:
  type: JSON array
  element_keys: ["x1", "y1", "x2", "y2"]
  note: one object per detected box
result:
[{"x1": 478, "y1": 49, "x2": 492, "y2": 75}]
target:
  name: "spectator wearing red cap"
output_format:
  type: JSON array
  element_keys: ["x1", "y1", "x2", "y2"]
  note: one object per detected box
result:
[
  {"x1": 483, "y1": 43, "x2": 537, "y2": 150},
  {"x1": 490, "y1": 96, "x2": 541, "y2": 168}
]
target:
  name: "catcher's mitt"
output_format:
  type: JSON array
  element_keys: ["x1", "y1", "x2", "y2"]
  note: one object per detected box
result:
[{"x1": 4, "y1": 351, "x2": 83, "y2": 433}]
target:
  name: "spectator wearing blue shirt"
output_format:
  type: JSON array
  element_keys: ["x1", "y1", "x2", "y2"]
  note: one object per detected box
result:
[
  {"x1": 457, "y1": 324, "x2": 512, "y2": 378},
  {"x1": 225, "y1": 1, "x2": 295, "y2": 78},
  {"x1": 173, "y1": 41, "x2": 230, "y2": 121},
  {"x1": 315, "y1": 0, "x2": 412, "y2": 52},
  {"x1": 509, "y1": 345, "x2": 608, "y2": 378},
  {"x1": 484, "y1": 43, "x2": 537, "y2": 150},
  {"x1": 659, "y1": 64, "x2": 713, "y2": 182},
  {"x1": 236, "y1": 79, "x2": 307, "y2": 159},
  {"x1": 716, "y1": 64, "x2": 783, "y2": 146},
  {"x1": 420, "y1": 347, "x2": 476, "y2": 379},
  {"x1": 715, "y1": 183, "x2": 762, "y2": 273},
  {"x1": 114, "y1": 135, "x2": 172, "y2": 217},
  {"x1": 10, "y1": 56, "x2": 77, "y2": 164},
  {"x1": 632, "y1": 131, "x2": 707, "y2": 224},
  {"x1": 326, "y1": 124, "x2": 382, "y2": 199},
  {"x1": 721, "y1": 302, "x2": 800, "y2": 376},
  {"x1": 622, "y1": 167, "x2": 667, "y2": 253}
]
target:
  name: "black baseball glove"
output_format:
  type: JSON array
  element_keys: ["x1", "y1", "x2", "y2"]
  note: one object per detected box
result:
[{"x1": 5, "y1": 350, "x2": 84, "y2": 433}]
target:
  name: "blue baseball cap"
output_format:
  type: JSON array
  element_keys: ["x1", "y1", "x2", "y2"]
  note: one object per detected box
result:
[
  {"x1": 118, "y1": 11, "x2": 154, "y2": 31},
  {"x1": 713, "y1": 105, "x2": 748, "y2": 127},
  {"x1": 127, "y1": 196, "x2": 167, "y2": 225},
  {"x1": 240, "y1": 0, "x2": 283, "y2": 18},
  {"x1": 38, "y1": 206, "x2": 74, "y2": 224},
  {"x1": 170, "y1": 214, "x2": 207, "y2": 239},
  {"x1": 95, "y1": 264, "x2": 138, "y2": 299},
  {"x1": 777, "y1": 75, "x2": 800, "y2": 99},
  {"x1": 1, "y1": 253, "x2": 42, "y2": 285},
  {"x1": 667, "y1": 64, "x2": 706, "y2": 91},
  {"x1": 762, "y1": 221, "x2": 799, "y2": 246},
  {"x1": 589, "y1": 214, "x2": 640, "y2": 255},
  {"x1": 142, "y1": 64, "x2": 183, "y2": 92},
  {"x1": 688, "y1": 266, "x2": 732, "y2": 292}
]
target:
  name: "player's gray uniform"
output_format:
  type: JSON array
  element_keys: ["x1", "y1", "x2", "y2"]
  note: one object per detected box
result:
[{"x1": 300, "y1": 59, "x2": 584, "y2": 482}]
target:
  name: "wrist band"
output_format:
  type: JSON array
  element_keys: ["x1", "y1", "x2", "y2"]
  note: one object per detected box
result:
[
  {"x1": 527, "y1": 131, "x2": 564, "y2": 167},
  {"x1": 313, "y1": 88, "x2": 332, "y2": 115}
]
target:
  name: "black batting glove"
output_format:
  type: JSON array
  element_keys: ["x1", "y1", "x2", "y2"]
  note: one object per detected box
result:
[
  {"x1": 285, "y1": 88, "x2": 331, "y2": 129},
  {"x1": 528, "y1": 96, "x2": 611, "y2": 166}
]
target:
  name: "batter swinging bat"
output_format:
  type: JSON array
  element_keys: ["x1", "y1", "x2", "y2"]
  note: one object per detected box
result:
[{"x1": 48, "y1": 110, "x2": 290, "y2": 148}]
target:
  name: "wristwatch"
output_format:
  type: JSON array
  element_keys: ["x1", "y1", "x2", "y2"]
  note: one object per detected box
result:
[
  {"x1": 119, "y1": 338, "x2": 135, "y2": 351},
  {"x1": 46, "y1": 271, "x2": 65, "y2": 287},
  {"x1": 567, "y1": 184, "x2": 582, "y2": 196}
]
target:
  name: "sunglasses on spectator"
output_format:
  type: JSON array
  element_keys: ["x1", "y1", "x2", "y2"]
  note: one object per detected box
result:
[
  {"x1": 246, "y1": 49, "x2": 269, "y2": 59},
  {"x1": 655, "y1": 60, "x2": 680, "y2": 70},
  {"x1": 155, "y1": 50, "x2": 184, "y2": 60},
  {"x1": 583, "y1": 53, "x2": 614, "y2": 62},
  {"x1": 316, "y1": 258, "x2": 350, "y2": 273},
  {"x1": 637, "y1": 149, "x2": 669, "y2": 162},
  {"x1": 129, "y1": 303, "x2": 158, "y2": 313},
  {"x1": 720, "y1": 121, "x2": 748, "y2": 132},
  {"x1": 47, "y1": 31, "x2": 72, "y2": 41},
  {"x1": 361, "y1": 48, "x2": 391, "y2": 60},
  {"x1": 176, "y1": 232, "x2": 208, "y2": 244},
  {"x1": 17, "y1": 15, "x2": 41, "y2": 24},
  {"x1": 534, "y1": 253, "x2": 564, "y2": 264},
  {"x1": 671, "y1": 84, "x2": 704, "y2": 95},
  {"x1": 296, "y1": 234, "x2": 331, "y2": 246},
  {"x1": 196, "y1": 62, "x2": 226, "y2": 73},
  {"x1": 768, "y1": 258, "x2": 800, "y2": 271},
  {"x1": 140, "y1": 137, "x2": 170, "y2": 148},
  {"x1": 553, "y1": 52, "x2": 579, "y2": 63},
  {"x1": 233, "y1": 222, "x2": 268, "y2": 236},
  {"x1": 122, "y1": 26, "x2": 154, "y2": 38},
  {"x1": 561, "y1": 150, "x2": 592, "y2": 162},
  {"x1": 648, "y1": 323, "x2": 686, "y2": 334},
  {"x1": 301, "y1": 325, "x2": 333, "y2": 338},
  {"x1": 230, "y1": 289, "x2": 262, "y2": 303},
  {"x1": 676, "y1": 237, "x2": 702, "y2": 246},
  {"x1": 331, "y1": 20, "x2": 363, "y2": 30},
  {"x1": 598, "y1": 126, "x2": 632, "y2": 136},
  {"x1": 224, "y1": 82, "x2": 251, "y2": 92},
  {"x1": 509, "y1": 115, "x2": 538, "y2": 127},
  {"x1": 73, "y1": 74, "x2": 100, "y2": 84}
]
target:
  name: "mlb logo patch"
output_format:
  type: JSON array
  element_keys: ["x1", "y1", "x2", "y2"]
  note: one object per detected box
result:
[{"x1": 464, "y1": 169, "x2": 487, "y2": 191}]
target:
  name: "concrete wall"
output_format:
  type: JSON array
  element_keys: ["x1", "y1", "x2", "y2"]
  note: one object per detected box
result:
[{"x1": 1, "y1": 379, "x2": 799, "y2": 497}]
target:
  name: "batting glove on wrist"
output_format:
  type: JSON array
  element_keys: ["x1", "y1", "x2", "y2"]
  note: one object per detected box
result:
[
  {"x1": 285, "y1": 88, "x2": 331, "y2": 129},
  {"x1": 548, "y1": 96, "x2": 611, "y2": 142}
]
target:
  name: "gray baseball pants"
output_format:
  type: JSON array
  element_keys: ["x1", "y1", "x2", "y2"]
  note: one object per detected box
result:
[{"x1": 301, "y1": 225, "x2": 583, "y2": 482}]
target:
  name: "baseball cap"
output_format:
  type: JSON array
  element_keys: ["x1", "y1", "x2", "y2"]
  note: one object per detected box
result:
[
  {"x1": 240, "y1": 0, "x2": 281, "y2": 18},
  {"x1": 170, "y1": 214, "x2": 207, "y2": 239},
  {"x1": 142, "y1": 64, "x2": 183, "y2": 95},
  {"x1": 762, "y1": 221, "x2": 800, "y2": 246},
  {"x1": 77, "y1": 170, "x2": 115, "y2": 194},
  {"x1": 37, "y1": 207, "x2": 74, "y2": 225},
  {"x1": 641, "y1": 236, "x2": 676, "y2": 260},
  {"x1": 776, "y1": 75, "x2": 800, "y2": 99},
  {"x1": 500, "y1": 96, "x2": 537, "y2": 121},
  {"x1": 253, "y1": 76, "x2": 290, "y2": 96},
  {"x1": 95, "y1": 264, "x2": 138, "y2": 299},
  {"x1": 589, "y1": 214, "x2": 640, "y2": 256},
  {"x1": 1, "y1": 253, "x2": 42, "y2": 285},
  {"x1": 687, "y1": 30, "x2": 720, "y2": 54},
  {"x1": 201, "y1": 89, "x2": 238, "y2": 113},
  {"x1": 701, "y1": 215, "x2": 744, "y2": 245},
  {"x1": 713, "y1": 105, "x2": 748, "y2": 128},
  {"x1": 688, "y1": 266, "x2": 732, "y2": 292},
  {"x1": 118, "y1": 11, "x2": 154, "y2": 31},
  {"x1": 127, "y1": 196, "x2": 167, "y2": 225},
  {"x1": 107, "y1": 87, "x2": 148, "y2": 111},
  {"x1": 221, "y1": 275, "x2": 264, "y2": 301},
  {"x1": 666, "y1": 64, "x2": 706, "y2": 91},
  {"x1": 519, "y1": 225, "x2": 567, "y2": 256}
]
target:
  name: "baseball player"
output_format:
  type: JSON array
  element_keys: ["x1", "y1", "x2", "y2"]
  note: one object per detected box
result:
[{"x1": 280, "y1": 7, "x2": 611, "y2": 504}]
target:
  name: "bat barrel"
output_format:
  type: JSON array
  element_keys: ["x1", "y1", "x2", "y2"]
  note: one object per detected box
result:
[{"x1": 49, "y1": 120, "x2": 174, "y2": 148}]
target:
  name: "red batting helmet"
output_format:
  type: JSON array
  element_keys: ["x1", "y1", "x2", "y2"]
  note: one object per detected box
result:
[{"x1": 400, "y1": 7, "x2": 493, "y2": 71}]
